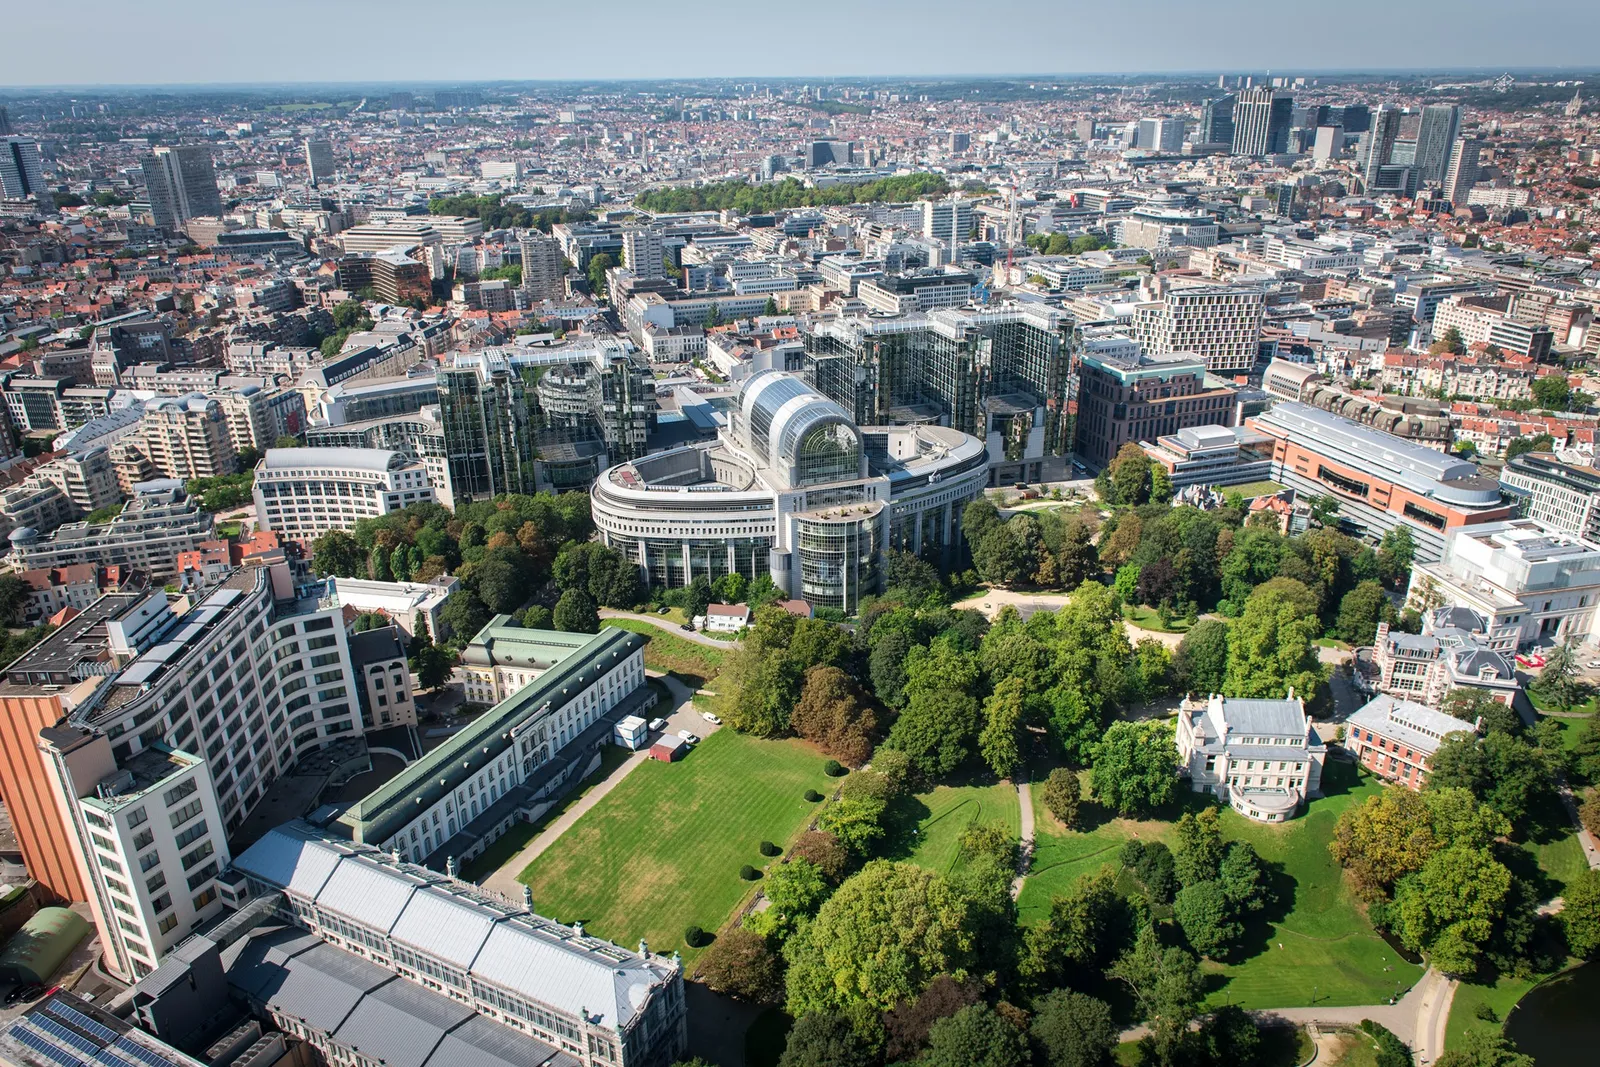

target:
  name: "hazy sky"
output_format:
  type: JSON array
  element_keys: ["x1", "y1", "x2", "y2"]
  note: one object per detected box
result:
[{"x1": 5, "y1": 0, "x2": 1599, "y2": 87}]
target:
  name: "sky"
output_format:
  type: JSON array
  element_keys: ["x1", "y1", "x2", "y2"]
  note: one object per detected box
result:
[{"x1": 4, "y1": 0, "x2": 1600, "y2": 87}]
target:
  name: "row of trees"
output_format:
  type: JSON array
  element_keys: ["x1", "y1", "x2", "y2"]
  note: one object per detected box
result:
[
  {"x1": 633, "y1": 174, "x2": 952, "y2": 213},
  {"x1": 426, "y1": 193, "x2": 594, "y2": 232}
]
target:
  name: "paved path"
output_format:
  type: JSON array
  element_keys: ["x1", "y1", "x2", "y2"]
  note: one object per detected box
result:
[
  {"x1": 478, "y1": 673, "x2": 708, "y2": 898},
  {"x1": 954, "y1": 589, "x2": 1190, "y2": 649},
  {"x1": 1557, "y1": 781, "x2": 1600, "y2": 869},
  {"x1": 1011, "y1": 777, "x2": 1035, "y2": 900},
  {"x1": 599, "y1": 609, "x2": 740, "y2": 649}
]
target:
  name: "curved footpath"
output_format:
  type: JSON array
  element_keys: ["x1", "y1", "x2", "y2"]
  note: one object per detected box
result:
[{"x1": 599, "y1": 609, "x2": 741, "y2": 648}]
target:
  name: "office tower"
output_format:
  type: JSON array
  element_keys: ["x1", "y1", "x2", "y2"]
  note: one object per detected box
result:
[
  {"x1": 1132, "y1": 285, "x2": 1266, "y2": 374},
  {"x1": 1312, "y1": 125, "x2": 1344, "y2": 163},
  {"x1": 621, "y1": 227, "x2": 666, "y2": 279},
  {"x1": 0, "y1": 136, "x2": 47, "y2": 204},
  {"x1": 805, "y1": 139, "x2": 853, "y2": 168},
  {"x1": 759, "y1": 153, "x2": 786, "y2": 180},
  {"x1": 1361, "y1": 104, "x2": 1402, "y2": 190},
  {"x1": 304, "y1": 137, "x2": 335, "y2": 186},
  {"x1": 922, "y1": 198, "x2": 974, "y2": 247},
  {"x1": 436, "y1": 364, "x2": 538, "y2": 501},
  {"x1": 1199, "y1": 95, "x2": 1235, "y2": 144},
  {"x1": 140, "y1": 145, "x2": 222, "y2": 230},
  {"x1": 1444, "y1": 137, "x2": 1483, "y2": 204},
  {"x1": 1339, "y1": 104, "x2": 1372, "y2": 134},
  {"x1": 1075, "y1": 117, "x2": 1096, "y2": 141},
  {"x1": 1138, "y1": 117, "x2": 1185, "y2": 152},
  {"x1": 1413, "y1": 104, "x2": 1461, "y2": 187},
  {"x1": 519, "y1": 231, "x2": 565, "y2": 302},
  {"x1": 1231, "y1": 89, "x2": 1292, "y2": 156},
  {"x1": 0, "y1": 106, "x2": 12, "y2": 136},
  {"x1": 388, "y1": 90, "x2": 414, "y2": 110}
]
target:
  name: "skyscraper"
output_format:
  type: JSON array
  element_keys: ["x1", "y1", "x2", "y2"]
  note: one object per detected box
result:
[
  {"x1": 519, "y1": 231, "x2": 565, "y2": 303},
  {"x1": 1199, "y1": 95, "x2": 1236, "y2": 145},
  {"x1": 1412, "y1": 104, "x2": 1461, "y2": 188},
  {"x1": 436, "y1": 364, "x2": 538, "y2": 502},
  {"x1": 621, "y1": 227, "x2": 665, "y2": 279},
  {"x1": 304, "y1": 138, "x2": 335, "y2": 186},
  {"x1": 1361, "y1": 105, "x2": 1403, "y2": 190},
  {"x1": 0, "y1": 107, "x2": 13, "y2": 136},
  {"x1": 1231, "y1": 89, "x2": 1292, "y2": 156},
  {"x1": 1444, "y1": 137, "x2": 1483, "y2": 204},
  {"x1": 140, "y1": 145, "x2": 222, "y2": 231},
  {"x1": 0, "y1": 137, "x2": 48, "y2": 204}
]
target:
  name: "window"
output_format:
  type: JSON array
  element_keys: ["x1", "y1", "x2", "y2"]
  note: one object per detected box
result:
[
  {"x1": 146, "y1": 871, "x2": 166, "y2": 893},
  {"x1": 138, "y1": 851, "x2": 160, "y2": 873},
  {"x1": 163, "y1": 779, "x2": 198, "y2": 807},
  {"x1": 169, "y1": 798, "x2": 203, "y2": 829},
  {"x1": 181, "y1": 841, "x2": 215, "y2": 870},
  {"x1": 192, "y1": 888, "x2": 217, "y2": 911},
  {"x1": 174, "y1": 820, "x2": 208, "y2": 849}
]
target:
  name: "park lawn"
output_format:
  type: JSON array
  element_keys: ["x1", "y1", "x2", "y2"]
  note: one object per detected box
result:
[
  {"x1": 1323, "y1": 1028, "x2": 1382, "y2": 1067},
  {"x1": 1227, "y1": 480, "x2": 1287, "y2": 499},
  {"x1": 1205, "y1": 762, "x2": 1426, "y2": 1010},
  {"x1": 460, "y1": 745, "x2": 634, "y2": 882},
  {"x1": 1446, "y1": 971, "x2": 1549, "y2": 1051},
  {"x1": 1122, "y1": 605, "x2": 1191, "y2": 634},
  {"x1": 1017, "y1": 786, "x2": 1178, "y2": 925},
  {"x1": 601, "y1": 619, "x2": 726, "y2": 684},
  {"x1": 1523, "y1": 828, "x2": 1588, "y2": 895},
  {"x1": 903, "y1": 782, "x2": 1022, "y2": 877},
  {"x1": 516, "y1": 729, "x2": 830, "y2": 961}
]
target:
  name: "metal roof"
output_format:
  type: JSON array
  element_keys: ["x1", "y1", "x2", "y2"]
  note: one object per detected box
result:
[
  {"x1": 313, "y1": 854, "x2": 436, "y2": 933},
  {"x1": 388, "y1": 885, "x2": 497, "y2": 970}
]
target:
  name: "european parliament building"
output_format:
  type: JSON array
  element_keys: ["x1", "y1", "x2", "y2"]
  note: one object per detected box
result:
[{"x1": 590, "y1": 370, "x2": 988, "y2": 611}]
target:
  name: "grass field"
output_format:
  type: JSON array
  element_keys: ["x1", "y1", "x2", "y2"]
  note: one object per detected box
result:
[
  {"x1": 1205, "y1": 762, "x2": 1426, "y2": 1009},
  {"x1": 1017, "y1": 786, "x2": 1179, "y2": 925},
  {"x1": 1122, "y1": 605, "x2": 1192, "y2": 634},
  {"x1": 902, "y1": 781, "x2": 1022, "y2": 876},
  {"x1": 1323, "y1": 1028, "x2": 1382, "y2": 1067},
  {"x1": 1522, "y1": 828, "x2": 1588, "y2": 895},
  {"x1": 601, "y1": 619, "x2": 727, "y2": 685},
  {"x1": 1445, "y1": 971, "x2": 1549, "y2": 1051},
  {"x1": 516, "y1": 729, "x2": 830, "y2": 960},
  {"x1": 1227, "y1": 480, "x2": 1288, "y2": 499}
]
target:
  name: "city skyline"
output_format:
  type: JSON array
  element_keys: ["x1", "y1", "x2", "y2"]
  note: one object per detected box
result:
[{"x1": 3, "y1": 0, "x2": 1599, "y2": 86}]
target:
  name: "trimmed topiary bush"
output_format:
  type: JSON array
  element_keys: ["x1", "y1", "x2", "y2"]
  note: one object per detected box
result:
[
  {"x1": 740, "y1": 864, "x2": 761, "y2": 881},
  {"x1": 804, "y1": 789, "x2": 824, "y2": 802},
  {"x1": 684, "y1": 924, "x2": 707, "y2": 948},
  {"x1": 823, "y1": 759, "x2": 845, "y2": 777},
  {"x1": 759, "y1": 840, "x2": 781, "y2": 857}
]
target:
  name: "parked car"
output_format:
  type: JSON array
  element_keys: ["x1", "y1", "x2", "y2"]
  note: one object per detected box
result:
[
  {"x1": 677, "y1": 730, "x2": 701, "y2": 745},
  {"x1": 6, "y1": 983, "x2": 43, "y2": 1005},
  {"x1": 701, "y1": 712, "x2": 722, "y2": 725},
  {"x1": 648, "y1": 718, "x2": 668, "y2": 732},
  {"x1": 1587, "y1": 661, "x2": 1600, "y2": 671}
]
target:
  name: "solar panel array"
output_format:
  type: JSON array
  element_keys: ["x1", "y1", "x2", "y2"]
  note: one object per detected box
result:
[{"x1": 4, "y1": 999, "x2": 190, "y2": 1067}]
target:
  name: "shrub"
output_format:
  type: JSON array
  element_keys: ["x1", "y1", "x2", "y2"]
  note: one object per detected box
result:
[
  {"x1": 824, "y1": 759, "x2": 846, "y2": 777},
  {"x1": 760, "y1": 840, "x2": 781, "y2": 857},
  {"x1": 684, "y1": 924, "x2": 707, "y2": 948},
  {"x1": 1358, "y1": 1019, "x2": 1413, "y2": 1067},
  {"x1": 804, "y1": 789, "x2": 824, "y2": 802},
  {"x1": 740, "y1": 864, "x2": 761, "y2": 881}
]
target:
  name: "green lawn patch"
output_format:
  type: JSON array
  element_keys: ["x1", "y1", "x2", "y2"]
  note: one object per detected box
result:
[
  {"x1": 460, "y1": 744, "x2": 633, "y2": 882},
  {"x1": 1523, "y1": 828, "x2": 1588, "y2": 895},
  {"x1": 1017, "y1": 787, "x2": 1179, "y2": 925},
  {"x1": 903, "y1": 782, "x2": 1022, "y2": 876},
  {"x1": 517, "y1": 730, "x2": 830, "y2": 961},
  {"x1": 602, "y1": 619, "x2": 726, "y2": 685},
  {"x1": 1225, "y1": 480, "x2": 1287, "y2": 499},
  {"x1": 1206, "y1": 762, "x2": 1425, "y2": 1009},
  {"x1": 1446, "y1": 970, "x2": 1548, "y2": 1051},
  {"x1": 1323, "y1": 1028, "x2": 1382, "y2": 1067},
  {"x1": 1122, "y1": 605, "x2": 1192, "y2": 634}
]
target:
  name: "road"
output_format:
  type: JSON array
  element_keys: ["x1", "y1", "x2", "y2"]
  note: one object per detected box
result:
[
  {"x1": 599, "y1": 609, "x2": 741, "y2": 649},
  {"x1": 477, "y1": 672, "x2": 715, "y2": 897}
]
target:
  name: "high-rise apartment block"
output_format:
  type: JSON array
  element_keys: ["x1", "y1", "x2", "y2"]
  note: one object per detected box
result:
[
  {"x1": 1, "y1": 136, "x2": 48, "y2": 204},
  {"x1": 303, "y1": 137, "x2": 335, "y2": 186},
  {"x1": 518, "y1": 230, "x2": 565, "y2": 302},
  {"x1": 621, "y1": 227, "x2": 665, "y2": 279},
  {"x1": 922, "y1": 198, "x2": 975, "y2": 247},
  {"x1": 1132, "y1": 284, "x2": 1266, "y2": 374},
  {"x1": 1444, "y1": 136, "x2": 1482, "y2": 204},
  {"x1": 1412, "y1": 104, "x2": 1461, "y2": 188},
  {"x1": 140, "y1": 145, "x2": 223, "y2": 231}
]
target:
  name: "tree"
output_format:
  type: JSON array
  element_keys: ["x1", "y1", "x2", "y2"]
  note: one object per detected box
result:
[
  {"x1": 885, "y1": 640, "x2": 984, "y2": 777},
  {"x1": 922, "y1": 1004, "x2": 1028, "y2": 1067},
  {"x1": 697, "y1": 928, "x2": 785, "y2": 1002},
  {"x1": 1434, "y1": 1029, "x2": 1535, "y2": 1067},
  {"x1": 0, "y1": 575, "x2": 30, "y2": 626},
  {"x1": 883, "y1": 976, "x2": 982, "y2": 1062},
  {"x1": 1131, "y1": 639, "x2": 1173, "y2": 702},
  {"x1": 586, "y1": 252, "x2": 618, "y2": 297},
  {"x1": 791, "y1": 665, "x2": 879, "y2": 765},
  {"x1": 439, "y1": 590, "x2": 489, "y2": 643},
  {"x1": 784, "y1": 860, "x2": 978, "y2": 1038},
  {"x1": 1335, "y1": 580, "x2": 1390, "y2": 645},
  {"x1": 979, "y1": 677, "x2": 1028, "y2": 778},
  {"x1": 474, "y1": 555, "x2": 530, "y2": 614},
  {"x1": 1020, "y1": 869, "x2": 1141, "y2": 990},
  {"x1": 1109, "y1": 443, "x2": 1154, "y2": 506},
  {"x1": 552, "y1": 589, "x2": 599, "y2": 633},
  {"x1": 1428, "y1": 731, "x2": 1555, "y2": 828},
  {"x1": 777, "y1": 1012, "x2": 874, "y2": 1067},
  {"x1": 312, "y1": 530, "x2": 367, "y2": 577},
  {"x1": 789, "y1": 830, "x2": 848, "y2": 883},
  {"x1": 684, "y1": 575, "x2": 713, "y2": 624},
  {"x1": 1218, "y1": 842, "x2": 1270, "y2": 913},
  {"x1": 1308, "y1": 494, "x2": 1341, "y2": 529},
  {"x1": 1504, "y1": 434, "x2": 1555, "y2": 462},
  {"x1": 1224, "y1": 580, "x2": 1324, "y2": 702},
  {"x1": 1390, "y1": 844, "x2": 1513, "y2": 975},
  {"x1": 1174, "y1": 879, "x2": 1241, "y2": 958},
  {"x1": 1563, "y1": 868, "x2": 1600, "y2": 958},
  {"x1": 1173, "y1": 808, "x2": 1224, "y2": 888},
  {"x1": 1378, "y1": 526, "x2": 1416, "y2": 586},
  {"x1": 1194, "y1": 1005, "x2": 1265, "y2": 1067},
  {"x1": 273, "y1": 434, "x2": 303, "y2": 449},
  {"x1": 1041, "y1": 768, "x2": 1081, "y2": 829},
  {"x1": 1029, "y1": 989, "x2": 1117, "y2": 1067},
  {"x1": 1090, "y1": 720, "x2": 1177, "y2": 816},
  {"x1": 1430, "y1": 326, "x2": 1467, "y2": 355},
  {"x1": 963, "y1": 497, "x2": 1004, "y2": 548},
  {"x1": 747, "y1": 859, "x2": 830, "y2": 941},
  {"x1": 1109, "y1": 926, "x2": 1205, "y2": 1067},
  {"x1": 1173, "y1": 619, "x2": 1230, "y2": 695},
  {"x1": 1531, "y1": 374, "x2": 1573, "y2": 411},
  {"x1": 407, "y1": 626, "x2": 453, "y2": 692},
  {"x1": 1531, "y1": 638, "x2": 1584, "y2": 710}
]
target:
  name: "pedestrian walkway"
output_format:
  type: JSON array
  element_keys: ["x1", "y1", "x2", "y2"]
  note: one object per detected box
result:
[
  {"x1": 599, "y1": 609, "x2": 741, "y2": 649},
  {"x1": 1010, "y1": 777, "x2": 1035, "y2": 900}
]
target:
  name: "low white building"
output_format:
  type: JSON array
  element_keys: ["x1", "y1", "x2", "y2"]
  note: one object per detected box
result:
[
  {"x1": 1407, "y1": 519, "x2": 1600, "y2": 650},
  {"x1": 322, "y1": 574, "x2": 460, "y2": 640},
  {"x1": 1175, "y1": 693, "x2": 1326, "y2": 822},
  {"x1": 252, "y1": 447, "x2": 435, "y2": 541},
  {"x1": 701, "y1": 603, "x2": 751, "y2": 633}
]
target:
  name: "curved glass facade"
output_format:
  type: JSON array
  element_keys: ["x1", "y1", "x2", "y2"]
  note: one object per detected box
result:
[
  {"x1": 797, "y1": 515, "x2": 879, "y2": 610},
  {"x1": 793, "y1": 420, "x2": 861, "y2": 486}
]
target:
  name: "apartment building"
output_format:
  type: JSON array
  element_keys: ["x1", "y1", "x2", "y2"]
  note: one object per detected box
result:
[
  {"x1": 33, "y1": 448, "x2": 123, "y2": 514},
  {"x1": 141, "y1": 146, "x2": 222, "y2": 231},
  {"x1": 1500, "y1": 452, "x2": 1600, "y2": 543},
  {"x1": 1431, "y1": 294, "x2": 1554, "y2": 361},
  {"x1": 518, "y1": 231, "x2": 566, "y2": 303},
  {"x1": 1345, "y1": 694, "x2": 1475, "y2": 790},
  {"x1": 7, "y1": 481, "x2": 215, "y2": 581},
  {"x1": 335, "y1": 249, "x2": 433, "y2": 305},
  {"x1": 0, "y1": 480, "x2": 77, "y2": 540},
  {"x1": 39, "y1": 733, "x2": 230, "y2": 981},
  {"x1": 1132, "y1": 284, "x2": 1266, "y2": 374},
  {"x1": 17, "y1": 563, "x2": 107, "y2": 623},
  {"x1": 1406, "y1": 519, "x2": 1600, "y2": 648},
  {"x1": 621, "y1": 227, "x2": 666, "y2": 278},
  {"x1": 139, "y1": 396, "x2": 239, "y2": 481},
  {"x1": 252, "y1": 447, "x2": 434, "y2": 541}
]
